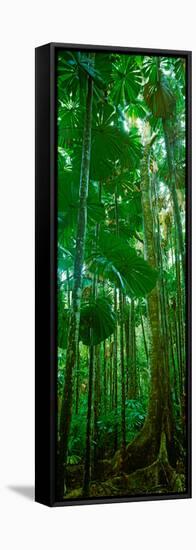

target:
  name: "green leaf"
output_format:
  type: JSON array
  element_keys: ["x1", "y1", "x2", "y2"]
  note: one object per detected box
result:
[
  {"x1": 144, "y1": 73, "x2": 176, "y2": 119},
  {"x1": 110, "y1": 56, "x2": 142, "y2": 106},
  {"x1": 57, "y1": 245, "x2": 73, "y2": 273},
  {"x1": 57, "y1": 50, "x2": 98, "y2": 102},
  {"x1": 67, "y1": 454, "x2": 81, "y2": 465},
  {"x1": 80, "y1": 296, "x2": 116, "y2": 346},
  {"x1": 58, "y1": 172, "x2": 105, "y2": 227},
  {"x1": 58, "y1": 103, "x2": 142, "y2": 181},
  {"x1": 89, "y1": 231, "x2": 158, "y2": 298}
]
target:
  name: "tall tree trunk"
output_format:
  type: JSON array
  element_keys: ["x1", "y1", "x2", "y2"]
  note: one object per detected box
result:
[
  {"x1": 115, "y1": 188, "x2": 126, "y2": 450},
  {"x1": 113, "y1": 287, "x2": 118, "y2": 451},
  {"x1": 75, "y1": 342, "x2": 80, "y2": 414},
  {"x1": 57, "y1": 68, "x2": 94, "y2": 500},
  {"x1": 93, "y1": 344, "x2": 101, "y2": 469},
  {"x1": 103, "y1": 340, "x2": 107, "y2": 414},
  {"x1": 125, "y1": 303, "x2": 130, "y2": 396},
  {"x1": 83, "y1": 334, "x2": 94, "y2": 496},
  {"x1": 128, "y1": 300, "x2": 138, "y2": 400},
  {"x1": 126, "y1": 135, "x2": 170, "y2": 472},
  {"x1": 66, "y1": 268, "x2": 71, "y2": 309},
  {"x1": 120, "y1": 291, "x2": 126, "y2": 450},
  {"x1": 84, "y1": 180, "x2": 102, "y2": 490},
  {"x1": 174, "y1": 229, "x2": 185, "y2": 398},
  {"x1": 113, "y1": 187, "x2": 120, "y2": 451},
  {"x1": 109, "y1": 336, "x2": 113, "y2": 410},
  {"x1": 140, "y1": 310, "x2": 148, "y2": 363}
]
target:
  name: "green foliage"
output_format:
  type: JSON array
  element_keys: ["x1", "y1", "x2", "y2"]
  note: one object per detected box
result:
[
  {"x1": 57, "y1": 51, "x2": 105, "y2": 101},
  {"x1": 57, "y1": 244, "x2": 73, "y2": 273},
  {"x1": 144, "y1": 78, "x2": 175, "y2": 119},
  {"x1": 57, "y1": 49, "x2": 186, "y2": 495},
  {"x1": 58, "y1": 174, "x2": 105, "y2": 228},
  {"x1": 125, "y1": 399, "x2": 146, "y2": 440},
  {"x1": 110, "y1": 55, "x2": 142, "y2": 106},
  {"x1": 58, "y1": 104, "x2": 142, "y2": 181},
  {"x1": 66, "y1": 397, "x2": 147, "y2": 459},
  {"x1": 89, "y1": 231, "x2": 158, "y2": 298},
  {"x1": 80, "y1": 296, "x2": 116, "y2": 346},
  {"x1": 143, "y1": 57, "x2": 176, "y2": 119},
  {"x1": 90, "y1": 123, "x2": 135, "y2": 180},
  {"x1": 67, "y1": 454, "x2": 81, "y2": 465}
]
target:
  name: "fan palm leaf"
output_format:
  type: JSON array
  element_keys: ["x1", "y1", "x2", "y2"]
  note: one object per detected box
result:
[{"x1": 88, "y1": 231, "x2": 158, "y2": 298}]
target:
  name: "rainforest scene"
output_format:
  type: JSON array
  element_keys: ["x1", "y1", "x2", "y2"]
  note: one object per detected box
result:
[{"x1": 56, "y1": 50, "x2": 187, "y2": 501}]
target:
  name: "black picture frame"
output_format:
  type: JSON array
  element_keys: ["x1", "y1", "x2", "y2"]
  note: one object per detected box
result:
[{"x1": 35, "y1": 43, "x2": 192, "y2": 507}]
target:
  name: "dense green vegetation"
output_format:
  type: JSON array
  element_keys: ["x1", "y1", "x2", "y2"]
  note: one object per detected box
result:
[{"x1": 56, "y1": 50, "x2": 187, "y2": 500}]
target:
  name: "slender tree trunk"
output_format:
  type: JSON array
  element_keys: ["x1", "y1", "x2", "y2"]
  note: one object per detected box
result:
[
  {"x1": 103, "y1": 340, "x2": 107, "y2": 414},
  {"x1": 113, "y1": 187, "x2": 120, "y2": 451},
  {"x1": 83, "y1": 334, "x2": 94, "y2": 496},
  {"x1": 101, "y1": 278, "x2": 108, "y2": 417},
  {"x1": 120, "y1": 291, "x2": 126, "y2": 450},
  {"x1": 109, "y1": 336, "x2": 113, "y2": 411},
  {"x1": 128, "y1": 300, "x2": 138, "y2": 400},
  {"x1": 165, "y1": 281, "x2": 181, "y2": 410},
  {"x1": 93, "y1": 344, "x2": 101, "y2": 468},
  {"x1": 57, "y1": 68, "x2": 94, "y2": 499},
  {"x1": 115, "y1": 188, "x2": 126, "y2": 450},
  {"x1": 94, "y1": 182, "x2": 102, "y2": 454},
  {"x1": 67, "y1": 269, "x2": 71, "y2": 309},
  {"x1": 75, "y1": 342, "x2": 80, "y2": 414},
  {"x1": 174, "y1": 230, "x2": 184, "y2": 396},
  {"x1": 140, "y1": 311, "x2": 148, "y2": 363},
  {"x1": 113, "y1": 287, "x2": 118, "y2": 451},
  {"x1": 84, "y1": 180, "x2": 102, "y2": 488},
  {"x1": 168, "y1": 227, "x2": 182, "y2": 408},
  {"x1": 125, "y1": 304, "x2": 130, "y2": 396}
]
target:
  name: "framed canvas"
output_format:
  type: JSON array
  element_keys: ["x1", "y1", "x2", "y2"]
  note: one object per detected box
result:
[{"x1": 35, "y1": 43, "x2": 192, "y2": 507}]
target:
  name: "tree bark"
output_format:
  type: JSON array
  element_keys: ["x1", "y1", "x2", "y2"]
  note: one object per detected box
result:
[
  {"x1": 83, "y1": 335, "x2": 94, "y2": 496},
  {"x1": 140, "y1": 311, "x2": 148, "y2": 363},
  {"x1": 120, "y1": 291, "x2": 126, "y2": 450},
  {"x1": 128, "y1": 300, "x2": 138, "y2": 400},
  {"x1": 113, "y1": 287, "x2": 118, "y2": 451},
  {"x1": 125, "y1": 137, "x2": 169, "y2": 472},
  {"x1": 93, "y1": 344, "x2": 101, "y2": 469},
  {"x1": 57, "y1": 68, "x2": 94, "y2": 500}
]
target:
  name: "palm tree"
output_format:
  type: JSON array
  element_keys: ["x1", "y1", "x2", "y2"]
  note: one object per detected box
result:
[{"x1": 57, "y1": 53, "x2": 94, "y2": 499}]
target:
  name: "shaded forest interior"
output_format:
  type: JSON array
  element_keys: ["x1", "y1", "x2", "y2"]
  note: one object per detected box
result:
[{"x1": 56, "y1": 51, "x2": 187, "y2": 500}]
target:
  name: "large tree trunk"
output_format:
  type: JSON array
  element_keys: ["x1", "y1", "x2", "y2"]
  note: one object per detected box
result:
[
  {"x1": 124, "y1": 136, "x2": 172, "y2": 473},
  {"x1": 57, "y1": 69, "x2": 94, "y2": 500}
]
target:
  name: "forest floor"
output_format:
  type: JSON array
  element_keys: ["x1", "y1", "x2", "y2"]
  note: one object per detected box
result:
[{"x1": 64, "y1": 455, "x2": 186, "y2": 500}]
